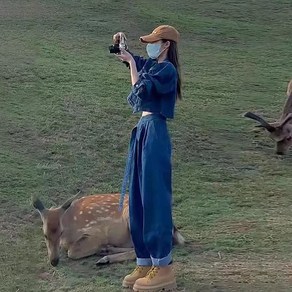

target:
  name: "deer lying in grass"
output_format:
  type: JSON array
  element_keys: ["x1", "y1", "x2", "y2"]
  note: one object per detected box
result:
[
  {"x1": 33, "y1": 193, "x2": 185, "y2": 267},
  {"x1": 244, "y1": 79, "x2": 292, "y2": 155}
]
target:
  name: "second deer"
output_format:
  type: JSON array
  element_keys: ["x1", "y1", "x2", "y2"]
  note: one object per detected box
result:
[{"x1": 244, "y1": 79, "x2": 292, "y2": 155}]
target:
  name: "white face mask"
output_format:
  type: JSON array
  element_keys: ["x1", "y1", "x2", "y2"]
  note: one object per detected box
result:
[{"x1": 146, "y1": 43, "x2": 162, "y2": 59}]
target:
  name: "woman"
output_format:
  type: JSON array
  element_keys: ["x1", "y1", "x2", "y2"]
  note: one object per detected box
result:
[{"x1": 114, "y1": 25, "x2": 182, "y2": 292}]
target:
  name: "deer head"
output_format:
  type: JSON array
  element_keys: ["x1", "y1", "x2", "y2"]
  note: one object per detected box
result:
[
  {"x1": 244, "y1": 80, "x2": 292, "y2": 155},
  {"x1": 32, "y1": 194, "x2": 79, "y2": 266}
]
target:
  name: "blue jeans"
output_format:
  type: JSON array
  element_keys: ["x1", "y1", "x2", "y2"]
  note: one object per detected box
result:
[{"x1": 127, "y1": 114, "x2": 173, "y2": 267}]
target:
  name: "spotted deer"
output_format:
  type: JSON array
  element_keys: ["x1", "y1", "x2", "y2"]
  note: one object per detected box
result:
[
  {"x1": 244, "y1": 79, "x2": 292, "y2": 155},
  {"x1": 33, "y1": 193, "x2": 185, "y2": 267}
]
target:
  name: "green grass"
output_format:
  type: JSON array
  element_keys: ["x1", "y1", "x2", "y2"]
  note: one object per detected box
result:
[{"x1": 1, "y1": 0, "x2": 292, "y2": 291}]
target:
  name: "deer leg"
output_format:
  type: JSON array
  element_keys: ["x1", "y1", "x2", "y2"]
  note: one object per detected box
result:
[
  {"x1": 96, "y1": 249, "x2": 136, "y2": 265},
  {"x1": 99, "y1": 246, "x2": 135, "y2": 256},
  {"x1": 68, "y1": 237, "x2": 102, "y2": 260}
]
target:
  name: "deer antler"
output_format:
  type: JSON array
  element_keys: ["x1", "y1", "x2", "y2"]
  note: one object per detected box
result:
[{"x1": 244, "y1": 112, "x2": 276, "y2": 132}]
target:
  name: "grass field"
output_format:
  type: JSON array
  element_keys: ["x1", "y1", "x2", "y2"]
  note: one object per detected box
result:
[{"x1": 1, "y1": 0, "x2": 292, "y2": 291}]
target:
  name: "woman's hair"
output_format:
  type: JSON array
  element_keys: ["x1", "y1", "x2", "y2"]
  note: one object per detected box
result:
[{"x1": 163, "y1": 39, "x2": 182, "y2": 100}]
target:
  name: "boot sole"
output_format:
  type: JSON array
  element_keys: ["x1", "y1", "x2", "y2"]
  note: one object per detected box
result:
[
  {"x1": 133, "y1": 281, "x2": 177, "y2": 292},
  {"x1": 122, "y1": 280, "x2": 134, "y2": 289},
  {"x1": 122, "y1": 287, "x2": 134, "y2": 291}
]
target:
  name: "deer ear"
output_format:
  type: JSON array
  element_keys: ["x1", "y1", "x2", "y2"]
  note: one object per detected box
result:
[
  {"x1": 32, "y1": 197, "x2": 46, "y2": 214},
  {"x1": 61, "y1": 191, "x2": 82, "y2": 211},
  {"x1": 244, "y1": 112, "x2": 276, "y2": 132},
  {"x1": 279, "y1": 113, "x2": 292, "y2": 128},
  {"x1": 287, "y1": 79, "x2": 292, "y2": 97}
]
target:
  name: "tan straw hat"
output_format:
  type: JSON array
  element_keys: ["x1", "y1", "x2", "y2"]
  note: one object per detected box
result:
[{"x1": 140, "y1": 25, "x2": 180, "y2": 43}]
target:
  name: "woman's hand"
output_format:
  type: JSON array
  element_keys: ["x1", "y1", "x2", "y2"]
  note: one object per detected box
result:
[{"x1": 115, "y1": 49, "x2": 134, "y2": 64}]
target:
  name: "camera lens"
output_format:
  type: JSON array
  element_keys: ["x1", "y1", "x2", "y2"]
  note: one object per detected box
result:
[{"x1": 109, "y1": 44, "x2": 120, "y2": 54}]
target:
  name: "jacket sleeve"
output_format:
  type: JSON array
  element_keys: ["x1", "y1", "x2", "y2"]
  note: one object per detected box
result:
[
  {"x1": 132, "y1": 62, "x2": 177, "y2": 99},
  {"x1": 125, "y1": 51, "x2": 147, "y2": 72}
]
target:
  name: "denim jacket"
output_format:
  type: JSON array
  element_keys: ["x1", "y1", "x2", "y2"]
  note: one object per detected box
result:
[{"x1": 126, "y1": 53, "x2": 178, "y2": 119}]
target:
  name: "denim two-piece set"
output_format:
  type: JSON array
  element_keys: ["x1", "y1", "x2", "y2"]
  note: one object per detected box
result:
[{"x1": 119, "y1": 53, "x2": 178, "y2": 267}]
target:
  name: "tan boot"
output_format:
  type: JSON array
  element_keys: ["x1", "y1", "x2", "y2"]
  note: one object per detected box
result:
[
  {"x1": 122, "y1": 266, "x2": 152, "y2": 289},
  {"x1": 133, "y1": 265, "x2": 177, "y2": 292}
]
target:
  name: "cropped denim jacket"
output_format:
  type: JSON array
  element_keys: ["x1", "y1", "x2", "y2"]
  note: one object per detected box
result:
[{"x1": 126, "y1": 53, "x2": 178, "y2": 119}]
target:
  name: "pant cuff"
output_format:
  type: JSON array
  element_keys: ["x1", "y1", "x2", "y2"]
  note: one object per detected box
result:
[
  {"x1": 151, "y1": 252, "x2": 172, "y2": 267},
  {"x1": 137, "y1": 257, "x2": 152, "y2": 266}
]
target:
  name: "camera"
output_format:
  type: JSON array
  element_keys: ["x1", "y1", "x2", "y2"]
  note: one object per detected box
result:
[
  {"x1": 109, "y1": 43, "x2": 121, "y2": 54},
  {"x1": 109, "y1": 32, "x2": 127, "y2": 54}
]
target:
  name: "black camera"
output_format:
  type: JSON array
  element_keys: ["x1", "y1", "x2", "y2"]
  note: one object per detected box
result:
[{"x1": 109, "y1": 43, "x2": 121, "y2": 54}]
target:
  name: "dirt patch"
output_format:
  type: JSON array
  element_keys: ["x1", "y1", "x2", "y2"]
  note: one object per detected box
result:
[{"x1": 224, "y1": 221, "x2": 257, "y2": 234}]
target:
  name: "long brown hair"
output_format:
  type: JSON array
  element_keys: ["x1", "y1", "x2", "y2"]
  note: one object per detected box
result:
[{"x1": 163, "y1": 40, "x2": 182, "y2": 100}]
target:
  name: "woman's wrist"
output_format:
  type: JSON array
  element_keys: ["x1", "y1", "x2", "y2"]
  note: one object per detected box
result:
[
  {"x1": 128, "y1": 58, "x2": 135, "y2": 67},
  {"x1": 129, "y1": 60, "x2": 138, "y2": 85}
]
